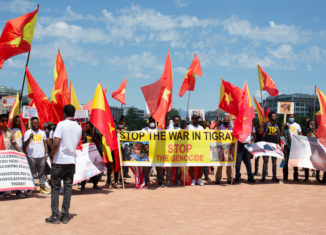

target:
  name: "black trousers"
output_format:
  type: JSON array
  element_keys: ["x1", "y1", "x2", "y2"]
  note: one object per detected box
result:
[
  {"x1": 236, "y1": 143, "x2": 253, "y2": 180},
  {"x1": 283, "y1": 146, "x2": 299, "y2": 180},
  {"x1": 50, "y1": 164, "x2": 75, "y2": 217}
]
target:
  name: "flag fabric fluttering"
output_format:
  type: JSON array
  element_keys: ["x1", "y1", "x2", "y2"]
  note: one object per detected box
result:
[
  {"x1": 316, "y1": 87, "x2": 326, "y2": 147},
  {"x1": 111, "y1": 78, "x2": 127, "y2": 105},
  {"x1": 218, "y1": 79, "x2": 243, "y2": 116},
  {"x1": 8, "y1": 92, "x2": 19, "y2": 128},
  {"x1": 264, "y1": 107, "x2": 270, "y2": 122},
  {"x1": 0, "y1": 7, "x2": 38, "y2": 69},
  {"x1": 253, "y1": 95, "x2": 264, "y2": 126},
  {"x1": 83, "y1": 88, "x2": 107, "y2": 111},
  {"x1": 51, "y1": 50, "x2": 69, "y2": 123},
  {"x1": 90, "y1": 83, "x2": 119, "y2": 170},
  {"x1": 178, "y1": 54, "x2": 202, "y2": 97},
  {"x1": 232, "y1": 82, "x2": 255, "y2": 143},
  {"x1": 69, "y1": 80, "x2": 81, "y2": 111},
  {"x1": 141, "y1": 51, "x2": 172, "y2": 128},
  {"x1": 258, "y1": 64, "x2": 279, "y2": 97}
]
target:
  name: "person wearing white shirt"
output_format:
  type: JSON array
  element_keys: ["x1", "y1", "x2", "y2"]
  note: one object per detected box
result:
[
  {"x1": 11, "y1": 115, "x2": 23, "y2": 152},
  {"x1": 166, "y1": 115, "x2": 182, "y2": 186},
  {"x1": 282, "y1": 114, "x2": 302, "y2": 182},
  {"x1": 24, "y1": 117, "x2": 48, "y2": 195},
  {"x1": 185, "y1": 115, "x2": 204, "y2": 186},
  {"x1": 45, "y1": 105, "x2": 82, "y2": 224},
  {"x1": 142, "y1": 117, "x2": 162, "y2": 186}
]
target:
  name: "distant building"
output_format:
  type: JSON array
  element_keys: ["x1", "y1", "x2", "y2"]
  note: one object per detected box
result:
[
  {"x1": 0, "y1": 86, "x2": 29, "y2": 114},
  {"x1": 205, "y1": 109, "x2": 226, "y2": 121},
  {"x1": 110, "y1": 106, "x2": 145, "y2": 122},
  {"x1": 263, "y1": 93, "x2": 318, "y2": 117}
]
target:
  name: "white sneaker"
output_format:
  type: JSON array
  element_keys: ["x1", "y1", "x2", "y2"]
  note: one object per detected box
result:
[
  {"x1": 197, "y1": 178, "x2": 204, "y2": 186},
  {"x1": 44, "y1": 181, "x2": 50, "y2": 189},
  {"x1": 191, "y1": 179, "x2": 196, "y2": 186}
]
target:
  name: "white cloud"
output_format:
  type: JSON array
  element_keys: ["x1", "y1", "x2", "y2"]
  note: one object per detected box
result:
[
  {"x1": 107, "y1": 52, "x2": 163, "y2": 79},
  {"x1": 0, "y1": 0, "x2": 35, "y2": 13},
  {"x1": 175, "y1": 66, "x2": 187, "y2": 75},
  {"x1": 175, "y1": 0, "x2": 191, "y2": 8},
  {"x1": 6, "y1": 58, "x2": 25, "y2": 68},
  {"x1": 268, "y1": 44, "x2": 294, "y2": 60},
  {"x1": 224, "y1": 16, "x2": 312, "y2": 44}
]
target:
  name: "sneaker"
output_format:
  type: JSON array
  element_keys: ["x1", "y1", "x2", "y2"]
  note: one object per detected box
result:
[
  {"x1": 40, "y1": 187, "x2": 50, "y2": 195},
  {"x1": 45, "y1": 216, "x2": 60, "y2": 224},
  {"x1": 93, "y1": 185, "x2": 102, "y2": 191},
  {"x1": 158, "y1": 183, "x2": 165, "y2": 187},
  {"x1": 191, "y1": 179, "x2": 196, "y2": 186},
  {"x1": 16, "y1": 191, "x2": 26, "y2": 198},
  {"x1": 272, "y1": 177, "x2": 280, "y2": 183},
  {"x1": 176, "y1": 180, "x2": 182, "y2": 186},
  {"x1": 80, "y1": 185, "x2": 86, "y2": 192},
  {"x1": 44, "y1": 181, "x2": 51, "y2": 189},
  {"x1": 197, "y1": 178, "x2": 204, "y2": 186},
  {"x1": 166, "y1": 180, "x2": 171, "y2": 186},
  {"x1": 60, "y1": 214, "x2": 70, "y2": 224},
  {"x1": 214, "y1": 180, "x2": 220, "y2": 185},
  {"x1": 204, "y1": 176, "x2": 210, "y2": 180}
]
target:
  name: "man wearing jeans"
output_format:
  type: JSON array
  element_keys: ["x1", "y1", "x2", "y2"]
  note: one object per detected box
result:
[{"x1": 45, "y1": 105, "x2": 82, "y2": 224}]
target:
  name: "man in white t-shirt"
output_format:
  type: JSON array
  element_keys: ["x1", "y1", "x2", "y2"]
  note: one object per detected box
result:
[
  {"x1": 24, "y1": 117, "x2": 48, "y2": 195},
  {"x1": 166, "y1": 115, "x2": 182, "y2": 186},
  {"x1": 185, "y1": 115, "x2": 204, "y2": 186},
  {"x1": 282, "y1": 114, "x2": 302, "y2": 182},
  {"x1": 45, "y1": 105, "x2": 82, "y2": 225}
]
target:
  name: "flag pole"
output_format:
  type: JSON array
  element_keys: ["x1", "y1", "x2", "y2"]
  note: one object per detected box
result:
[
  {"x1": 186, "y1": 91, "x2": 191, "y2": 123},
  {"x1": 19, "y1": 51, "x2": 31, "y2": 109},
  {"x1": 184, "y1": 90, "x2": 191, "y2": 186},
  {"x1": 313, "y1": 85, "x2": 317, "y2": 121}
]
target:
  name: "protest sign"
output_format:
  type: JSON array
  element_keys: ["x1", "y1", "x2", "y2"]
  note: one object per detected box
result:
[
  {"x1": 277, "y1": 102, "x2": 294, "y2": 114},
  {"x1": 74, "y1": 110, "x2": 89, "y2": 119},
  {"x1": 188, "y1": 109, "x2": 205, "y2": 120},
  {"x1": 2, "y1": 96, "x2": 16, "y2": 107},
  {"x1": 289, "y1": 135, "x2": 326, "y2": 171},
  {"x1": 22, "y1": 106, "x2": 38, "y2": 119},
  {"x1": 73, "y1": 143, "x2": 106, "y2": 184},
  {"x1": 0, "y1": 150, "x2": 36, "y2": 192},
  {"x1": 119, "y1": 130, "x2": 237, "y2": 166},
  {"x1": 246, "y1": 141, "x2": 284, "y2": 159}
]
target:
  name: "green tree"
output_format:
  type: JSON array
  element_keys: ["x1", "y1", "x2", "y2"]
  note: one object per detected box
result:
[
  {"x1": 124, "y1": 107, "x2": 146, "y2": 131},
  {"x1": 168, "y1": 108, "x2": 179, "y2": 119}
]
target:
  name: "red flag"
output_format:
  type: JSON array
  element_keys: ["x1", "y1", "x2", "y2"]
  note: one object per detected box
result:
[
  {"x1": 316, "y1": 87, "x2": 326, "y2": 147},
  {"x1": 264, "y1": 107, "x2": 270, "y2": 122},
  {"x1": 258, "y1": 64, "x2": 279, "y2": 96},
  {"x1": 218, "y1": 79, "x2": 243, "y2": 116},
  {"x1": 25, "y1": 66, "x2": 51, "y2": 126},
  {"x1": 141, "y1": 51, "x2": 172, "y2": 128},
  {"x1": 253, "y1": 96, "x2": 264, "y2": 126},
  {"x1": 0, "y1": 7, "x2": 38, "y2": 69},
  {"x1": 19, "y1": 113, "x2": 26, "y2": 137},
  {"x1": 51, "y1": 50, "x2": 69, "y2": 123},
  {"x1": 233, "y1": 82, "x2": 255, "y2": 142},
  {"x1": 179, "y1": 54, "x2": 202, "y2": 97},
  {"x1": 111, "y1": 78, "x2": 127, "y2": 105}
]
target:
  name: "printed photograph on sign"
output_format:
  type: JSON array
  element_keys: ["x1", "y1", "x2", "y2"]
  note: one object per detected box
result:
[
  {"x1": 210, "y1": 143, "x2": 235, "y2": 162},
  {"x1": 189, "y1": 109, "x2": 205, "y2": 120},
  {"x1": 277, "y1": 102, "x2": 294, "y2": 114},
  {"x1": 121, "y1": 141, "x2": 149, "y2": 162},
  {"x1": 2, "y1": 96, "x2": 16, "y2": 107}
]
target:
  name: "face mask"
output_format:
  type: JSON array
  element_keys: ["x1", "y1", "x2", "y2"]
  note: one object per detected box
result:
[
  {"x1": 173, "y1": 123, "x2": 180, "y2": 128},
  {"x1": 289, "y1": 118, "x2": 294, "y2": 122},
  {"x1": 223, "y1": 122, "x2": 230, "y2": 126},
  {"x1": 149, "y1": 123, "x2": 156, "y2": 128}
]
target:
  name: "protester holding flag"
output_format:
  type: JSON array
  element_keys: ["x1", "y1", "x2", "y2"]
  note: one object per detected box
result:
[
  {"x1": 46, "y1": 105, "x2": 82, "y2": 224},
  {"x1": 282, "y1": 114, "x2": 302, "y2": 182},
  {"x1": 186, "y1": 114, "x2": 204, "y2": 186},
  {"x1": 24, "y1": 117, "x2": 49, "y2": 194},
  {"x1": 215, "y1": 116, "x2": 233, "y2": 184},
  {"x1": 166, "y1": 115, "x2": 182, "y2": 186},
  {"x1": 259, "y1": 112, "x2": 280, "y2": 183}
]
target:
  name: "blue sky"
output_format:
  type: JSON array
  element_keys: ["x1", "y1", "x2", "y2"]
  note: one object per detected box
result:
[{"x1": 0, "y1": 0, "x2": 326, "y2": 112}]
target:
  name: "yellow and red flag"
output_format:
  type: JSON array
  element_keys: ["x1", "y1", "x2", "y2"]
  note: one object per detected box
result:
[
  {"x1": 8, "y1": 92, "x2": 19, "y2": 128},
  {"x1": 232, "y1": 82, "x2": 255, "y2": 142},
  {"x1": 141, "y1": 51, "x2": 172, "y2": 128},
  {"x1": 0, "y1": 7, "x2": 38, "y2": 69},
  {"x1": 83, "y1": 88, "x2": 107, "y2": 111},
  {"x1": 253, "y1": 95, "x2": 264, "y2": 126},
  {"x1": 218, "y1": 79, "x2": 243, "y2": 116},
  {"x1": 258, "y1": 64, "x2": 279, "y2": 97},
  {"x1": 178, "y1": 54, "x2": 202, "y2": 97},
  {"x1": 111, "y1": 78, "x2": 127, "y2": 105},
  {"x1": 69, "y1": 80, "x2": 81, "y2": 111},
  {"x1": 51, "y1": 50, "x2": 69, "y2": 122},
  {"x1": 25, "y1": 66, "x2": 51, "y2": 126},
  {"x1": 316, "y1": 87, "x2": 326, "y2": 147}
]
